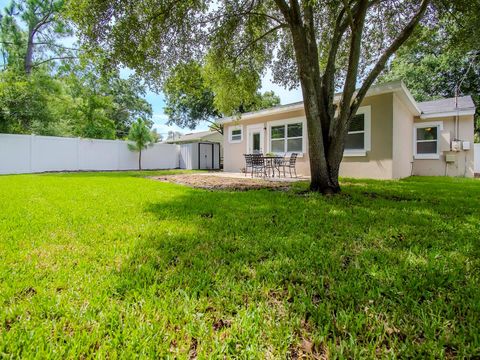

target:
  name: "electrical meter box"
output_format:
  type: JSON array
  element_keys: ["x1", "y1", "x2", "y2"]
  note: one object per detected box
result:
[
  {"x1": 445, "y1": 154, "x2": 456, "y2": 163},
  {"x1": 451, "y1": 140, "x2": 462, "y2": 152},
  {"x1": 462, "y1": 141, "x2": 471, "y2": 150}
]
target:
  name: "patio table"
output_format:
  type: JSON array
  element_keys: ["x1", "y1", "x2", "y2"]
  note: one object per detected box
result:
[{"x1": 261, "y1": 155, "x2": 285, "y2": 177}]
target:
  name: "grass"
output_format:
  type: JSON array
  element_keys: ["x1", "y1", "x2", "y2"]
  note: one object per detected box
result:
[{"x1": 0, "y1": 171, "x2": 479, "y2": 358}]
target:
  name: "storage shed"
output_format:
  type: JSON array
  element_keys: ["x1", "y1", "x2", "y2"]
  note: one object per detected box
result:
[{"x1": 179, "y1": 142, "x2": 221, "y2": 170}]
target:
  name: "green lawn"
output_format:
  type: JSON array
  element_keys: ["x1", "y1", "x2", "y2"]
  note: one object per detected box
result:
[{"x1": 0, "y1": 171, "x2": 479, "y2": 358}]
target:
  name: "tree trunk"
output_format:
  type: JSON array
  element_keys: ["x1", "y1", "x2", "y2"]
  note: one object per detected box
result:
[
  {"x1": 289, "y1": 19, "x2": 341, "y2": 194},
  {"x1": 139, "y1": 150, "x2": 142, "y2": 170},
  {"x1": 25, "y1": 30, "x2": 34, "y2": 75}
]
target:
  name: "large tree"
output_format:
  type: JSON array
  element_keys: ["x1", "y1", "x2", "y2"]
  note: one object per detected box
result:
[
  {"x1": 62, "y1": 61, "x2": 153, "y2": 139},
  {"x1": 0, "y1": 1, "x2": 154, "y2": 139},
  {"x1": 0, "y1": 0, "x2": 76, "y2": 75},
  {"x1": 69, "y1": 0, "x2": 433, "y2": 193},
  {"x1": 0, "y1": 68, "x2": 58, "y2": 134}
]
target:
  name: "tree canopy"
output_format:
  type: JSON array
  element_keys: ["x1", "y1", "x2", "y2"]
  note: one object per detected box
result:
[
  {"x1": 381, "y1": 9, "x2": 480, "y2": 139},
  {"x1": 0, "y1": 0, "x2": 75, "y2": 74},
  {"x1": 0, "y1": 0, "x2": 153, "y2": 139},
  {"x1": 163, "y1": 61, "x2": 280, "y2": 134}
]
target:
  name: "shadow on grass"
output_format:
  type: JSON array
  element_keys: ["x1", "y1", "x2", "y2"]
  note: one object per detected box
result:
[
  {"x1": 32, "y1": 169, "x2": 199, "y2": 178},
  {"x1": 114, "y1": 177, "x2": 480, "y2": 357}
]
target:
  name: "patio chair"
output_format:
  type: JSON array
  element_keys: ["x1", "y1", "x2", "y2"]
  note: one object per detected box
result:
[
  {"x1": 281, "y1": 153, "x2": 298, "y2": 178},
  {"x1": 250, "y1": 153, "x2": 266, "y2": 178},
  {"x1": 243, "y1": 154, "x2": 253, "y2": 177},
  {"x1": 272, "y1": 154, "x2": 286, "y2": 177}
]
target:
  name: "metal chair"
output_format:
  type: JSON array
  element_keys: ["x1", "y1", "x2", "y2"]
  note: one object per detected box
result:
[
  {"x1": 272, "y1": 154, "x2": 286, "y2": 177},
  {"x1": 243, "y1": 154, "x2": 253, "y2": 177},
  {"x1": 281, "y1": 153, "x2": 298, "y2": 178},
  {"x1": 251, "y1": 154, "x2": 266, "y2": 177}
]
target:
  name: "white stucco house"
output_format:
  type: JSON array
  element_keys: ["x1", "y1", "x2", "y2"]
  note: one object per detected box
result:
[{"x1": 217, "y1": 81, "x2": 476, "y2": 179}]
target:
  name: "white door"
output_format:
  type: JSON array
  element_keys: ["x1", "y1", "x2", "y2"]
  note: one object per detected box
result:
[
  {"x1": 247, "y1": 126, "x2": 264, "y2": 154},
  {"x1": 199, "y1": 143, "x2": 212, "y2": 169}
]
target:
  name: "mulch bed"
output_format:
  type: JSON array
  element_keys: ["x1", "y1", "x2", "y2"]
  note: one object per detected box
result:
[{"x1": 151, "y1": 174, "x2": 292, "y2": 191}]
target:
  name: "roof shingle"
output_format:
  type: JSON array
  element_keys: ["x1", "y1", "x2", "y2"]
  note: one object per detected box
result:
[{"x1": 417, "y1": 96, "x2": 476, "y2": 115}]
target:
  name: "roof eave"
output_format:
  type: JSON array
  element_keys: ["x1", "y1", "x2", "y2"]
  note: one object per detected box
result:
[
  {"x1": 216, "y1": 102, "x2": 305, "y2": 124},
  {"x1": 420, "y1": 109, "x2": 476, "y2": 119},
  {"x1": 216, "y1": 80, "x2": 422, "y2": 124}
]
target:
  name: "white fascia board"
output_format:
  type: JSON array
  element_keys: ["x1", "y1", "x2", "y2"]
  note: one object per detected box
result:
[
  {"x1": 216, "y1": 102, "x2": 305, "y2": 124},
  {"x1": 420, "y1": 109, "x2": 476, "y2": 119}
]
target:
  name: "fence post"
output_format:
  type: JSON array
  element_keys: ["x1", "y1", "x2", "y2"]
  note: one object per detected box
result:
[
  {"x1": 77, "y1": 137, "x2": 81, "y2": 171},
  {"x1": 29, "y1": 134, "x2": 34, "y2": 173},
  {"x1": 117, "y1": 139, "x2": 122, "y2": 171}
]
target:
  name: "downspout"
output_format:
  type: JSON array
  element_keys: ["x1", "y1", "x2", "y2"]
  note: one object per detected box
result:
[{"x1": 454, "y1": 86, "x2": 459, "y2": 140}]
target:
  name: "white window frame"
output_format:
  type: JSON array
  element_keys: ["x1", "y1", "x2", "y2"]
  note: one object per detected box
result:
[
  {"x1": 267, "y1": 117, "x2": 306, "y2": 156},
  {"x1": 246, "y1": 124, "x2": 265, "y2": 154},
  {"x1": 413, "y1": 121, "x2": 443, "y2": 160},
  {"x1": 344, "y1": 106, "x2": 371, "y2": 157},
  {"x1": 228, "y1": 125, "x2": 243, "y2": 143}
]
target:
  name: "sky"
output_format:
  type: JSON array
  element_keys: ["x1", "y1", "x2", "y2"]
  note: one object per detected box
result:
[
  {"x1": 0, "y1": 0, "x2": 303, "y2": 137},
  {"x1": 146, "y1": 72, "x2": 302, "y2": 137}
]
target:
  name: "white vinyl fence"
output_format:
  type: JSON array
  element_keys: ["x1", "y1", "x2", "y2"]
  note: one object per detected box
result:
[
  {"x1": 0, "y1": 133, "x2": 180, "y2": 174},
  {"x1": 475, "y1": 143, "x2": 480, "y2": 174}
]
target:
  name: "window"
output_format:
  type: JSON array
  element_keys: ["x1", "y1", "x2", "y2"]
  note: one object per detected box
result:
[
  {"x1": 344, "y1": 106, "x2": 371, "y2": 157},
  {"x1": 269, "y1": 121, "x2": 304, "y2": 154},
  {"x1": 346, "y1": 114, "x2": 365, "y2": 149},
  {"x1": 229, "y1": 126, "x2": 242, "y2": 143},
  {"x1": 414, "y1": 122, "x2": 442, "y2": 159}
]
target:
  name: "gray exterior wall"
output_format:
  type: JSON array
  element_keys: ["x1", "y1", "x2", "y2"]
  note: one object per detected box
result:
[
  {"x1": 224, "y1": 93, "x2": 397, "y2": 179},
  {"x1": 392, "y1": 93, "x2": 414, "y2": 178},
  {"x1": 340, "y1": 93, "x2": 394, "y2": 179},
  {"x1": 222, "y1": 92, "x2": 475, "y2": 179},
  {"x1": 412, "y1": 115, "x2": 475, "y2": 177}
]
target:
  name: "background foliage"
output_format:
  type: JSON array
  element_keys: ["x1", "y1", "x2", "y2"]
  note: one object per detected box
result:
[
  {"x1": 380, "y1": 22, "x2": 479, "y2": 139},
  {"x1": 0, "y1": 0, "x2": 153, "y2": 139}
]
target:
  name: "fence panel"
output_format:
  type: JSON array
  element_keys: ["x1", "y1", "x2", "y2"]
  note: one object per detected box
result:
[
  {"x1": 142, "y1": 143, "x2": 179, "y2": 170},
  {"x1": 0, "y1": 133, "x2": 180, "y2": 174},
  {"x1": 79, "y1": 139, "x2": 120, "y2": 171},
  {"x1": 31, "y1": 135, "x2": 78, "y2": 172},
  {"x1": 0, "y1": 134, "x2": 32, "y2": 174}
]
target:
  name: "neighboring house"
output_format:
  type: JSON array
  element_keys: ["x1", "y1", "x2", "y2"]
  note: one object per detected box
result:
[{"x1": 217, "y1": 81, "x2": 476, "y2": 179}]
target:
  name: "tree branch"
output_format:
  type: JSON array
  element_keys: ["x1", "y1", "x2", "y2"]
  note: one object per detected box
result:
[
  {"x1": 33, "y1": 42, "x2": 79, "y2": 51},
  {"x1": 233, "y1": 24, "x2": 286, "y2": 59},
  {"x1": 323, "y1": 0, "x2": 378, "y2": 100},
  {"x1": 342, "y1": 0, "x2": 355, "y2": 30},
  {"x1": 273, "y1": 0, "x2": 291, "y2": 24},
  {"x1": 32, "y1": 56, "x2": 77, "y2": 67},
  {"x1": 352, "y1": 0, "x2": 430, "y2": 113},
  {"x1": 204, "y1": 119, "x2": 223, "y2": 134},
  {"x1": 288, "y1": 0, "x2": 302, "y2": 25},
  {"x1": 337, "y1": 0, "x2": 369, "y2": 125},
  {"x1": 246, "y1": 11, "x2": 285, "y2": 25}
]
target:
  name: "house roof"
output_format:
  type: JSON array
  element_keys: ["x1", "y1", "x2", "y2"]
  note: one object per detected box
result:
[
  {"x1": 418, "y1": 96, "x2": 476, "y2": 119},
  {"x1": 166, "y1": 130, "x2": 221, "y2": 143},
  {"x1": 216, "y1": 81, "x2": 477, "y2": 124},
  {"x1": 216, "y1": 81, "x2": 421, "y2": 124}
]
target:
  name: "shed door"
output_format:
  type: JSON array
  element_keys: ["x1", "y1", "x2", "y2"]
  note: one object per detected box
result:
[{"x1": 199, "y1": 143, "x2": 213, "y2": 169}]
